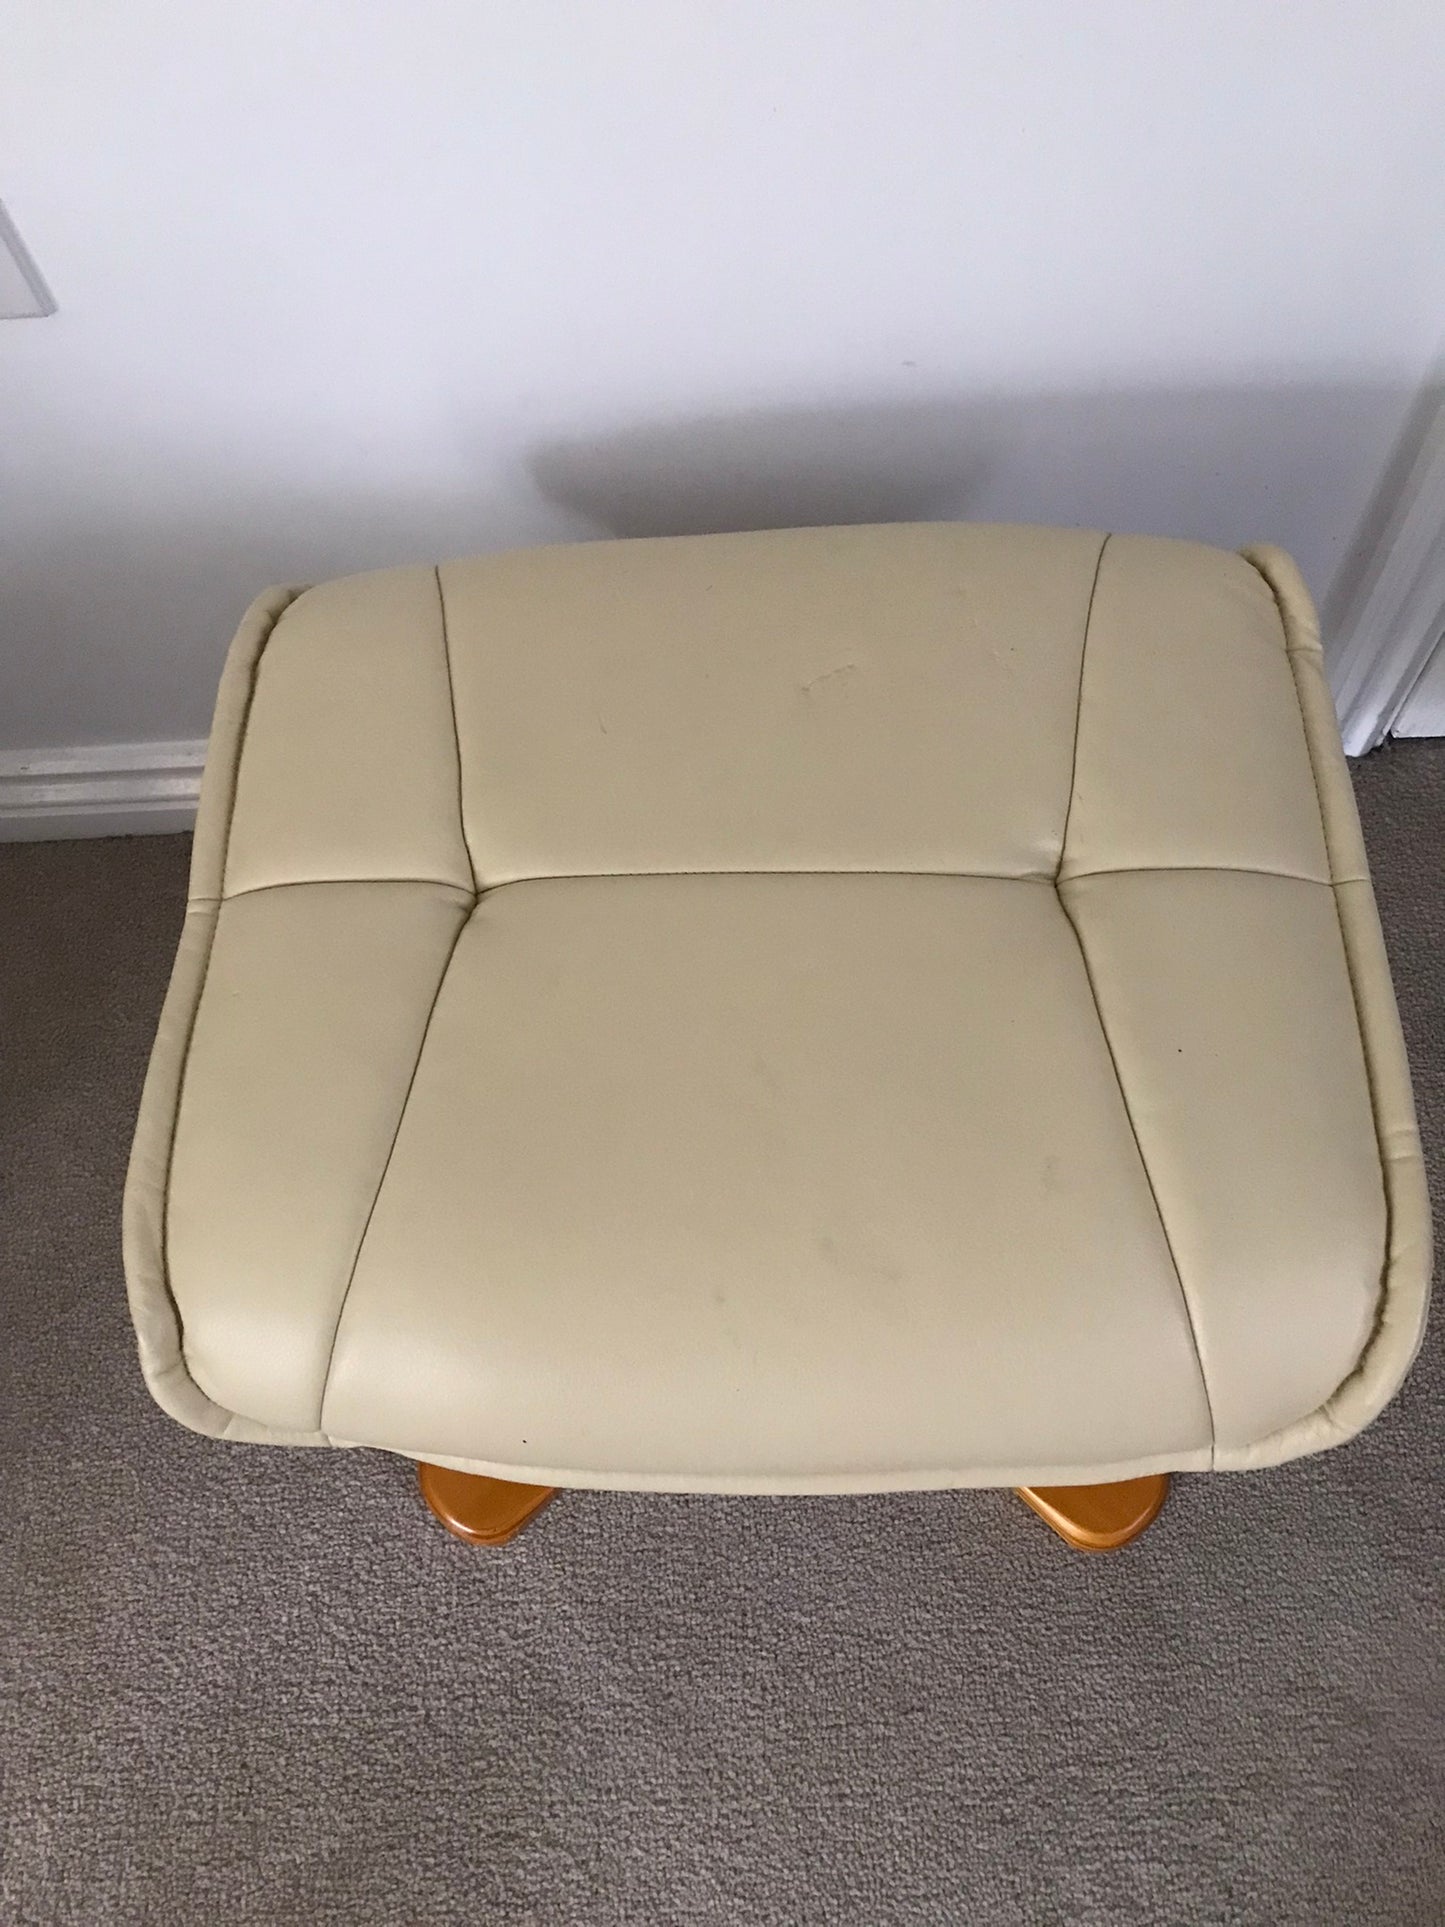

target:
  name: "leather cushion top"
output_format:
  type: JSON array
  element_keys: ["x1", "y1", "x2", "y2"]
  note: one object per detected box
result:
[{"x1": 123, "y1": 524, "x2": 1431, "y2": 1489}]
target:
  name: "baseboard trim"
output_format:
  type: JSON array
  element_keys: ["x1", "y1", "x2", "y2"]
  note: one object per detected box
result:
[{"x1": 0, "y1": 739, "x2": 206, "y2": 841}]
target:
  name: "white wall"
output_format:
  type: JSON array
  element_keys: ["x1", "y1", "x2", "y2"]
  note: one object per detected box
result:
[{"x1": 3, "y1": 1, "x2": 1444, "y2": 752}]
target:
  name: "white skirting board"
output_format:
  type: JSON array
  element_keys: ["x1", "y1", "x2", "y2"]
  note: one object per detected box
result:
[{"x1": 0, "y1": 740, "x2": 206, "y2": 841}]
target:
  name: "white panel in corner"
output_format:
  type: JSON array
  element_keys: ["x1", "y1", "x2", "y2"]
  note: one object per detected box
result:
[
  {"x1": 1331, "y1": 396, "x2": 1445, "y2": 754},
  {"x1": 1392, "y1": 638, "x2": 1445, "y2": 738},
  {"x1": 0, "y1": 740, "x2": 206, "y2": 841}
]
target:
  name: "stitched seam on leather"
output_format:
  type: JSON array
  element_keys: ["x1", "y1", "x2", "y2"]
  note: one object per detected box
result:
[
  {"x1": 162, "y1": 587, "x2": 312, "y2": 1433},
  {"x1": 482, "y1": 868, "x2": 1057, "y2": 890},
  {"x1": 1062, "y1": 863, "x2": 1327, "y2": 885},
  {"x1": 434, "y1": 565, "x2": 477, "y2": 894},
  {"x1": 314, "y1": 904, "x2": 474, "y2": 1434},
  {"x1": 199, "y1": 866, "x2": 1330, "y2": 895},
  {"x1": 1055, "y1": 882, "x2": 1219, "y2": 1461},
  {"x1": 1057, "y1": 533, "x2": 1110, "y2": 879},
  {"x1": 220, "y1": 876, "x2": 477, "y2": 902},
  {"x1": 1247, "y1": 552, "x2": 1398, "y2": 1432}
]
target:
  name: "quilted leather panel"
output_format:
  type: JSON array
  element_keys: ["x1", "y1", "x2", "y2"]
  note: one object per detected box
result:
[
  {"x1": 166, "y1": 881, "x2": 472, "y2": 1430},
  {"x1": 222, "y1": 566, "x2": 473, "y2": 896},
  {"x1": 440, "y1": 523, "x2": 1106, "y2": 883},
  {"x1": 1060, "y1": 869, "x2": 1385, "y2": 1447},
  {"x1": 321, "y1": 876, "x2": 1213, "y2": 1479},
  {"x1": 1060, "y1": 537, "x2": 1331, "y2": 883}
]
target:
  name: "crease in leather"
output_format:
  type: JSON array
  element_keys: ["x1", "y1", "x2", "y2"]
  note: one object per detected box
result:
[
  {"x1": 314, "y1": 906, "x2": 476, "y2": 1434},
  {"x1": 1239, "y1": 546, "x2": 1430, "y2": 1455},
  {"x1": 435, "y1": 564, "x2": 478, "y2": 893}
]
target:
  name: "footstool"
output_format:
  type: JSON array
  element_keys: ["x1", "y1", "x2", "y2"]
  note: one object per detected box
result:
[{"x1": 124, "y1": 524, "x2": 1431, "y2": 1552}]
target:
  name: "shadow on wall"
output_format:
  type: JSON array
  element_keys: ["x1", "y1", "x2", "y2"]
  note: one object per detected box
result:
[
  {"x1": 0, "y1": 378, "x2": 1430, "y2": 745},
  {"x1": 529, "y1": 382, "x2": 1428, "y2": 643},
  {"x1": 0, "y1": 477, "x2": 552, "y2": 747}
]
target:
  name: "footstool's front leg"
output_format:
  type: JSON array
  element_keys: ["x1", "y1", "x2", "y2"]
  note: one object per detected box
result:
[
  {"x1": 417, "y1": 1462, "x2": 557, "y2": 1546},
  {"x1": 1014, "y1": 1475, "x2": 1169, "y2": 1551}
]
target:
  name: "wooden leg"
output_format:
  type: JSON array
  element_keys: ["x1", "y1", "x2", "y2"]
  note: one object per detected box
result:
[
  {"x1": 1015, "y1": 1474, "x2": 1169, "y2": 1552},
  {"x1": 417, "y1": 1462, "x2": 557, "y2": 1546},
  {"x1": 416, "y1": 1462, "x2": 1166, "y2": 1551}
]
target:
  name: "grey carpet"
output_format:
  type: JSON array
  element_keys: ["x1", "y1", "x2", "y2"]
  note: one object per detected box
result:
[{"x1": 1, "y1": 742, "x2": 1441, "y2": 1927}]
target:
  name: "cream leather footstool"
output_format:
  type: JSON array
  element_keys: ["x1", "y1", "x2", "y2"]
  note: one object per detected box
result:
[{"x1": 125, "y1": 525, "x2": 1430, "y2": 1552}]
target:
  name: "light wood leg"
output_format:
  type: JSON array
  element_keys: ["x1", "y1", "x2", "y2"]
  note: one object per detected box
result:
[
  {"x1": 416, "y1": 1462, "x2": 1167, "y2": 1551},
  {"x1": 417, "y1": 1462, "x2": 557, "y2": 1546},
  {"x1": 1015, "y1": 1474, "x2": 1169, "y2": 1551}
]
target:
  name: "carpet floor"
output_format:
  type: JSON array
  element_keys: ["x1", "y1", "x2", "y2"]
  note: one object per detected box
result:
[{"x1": 1, "y1": 742, "x2": 1441, "y2": 1927}]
